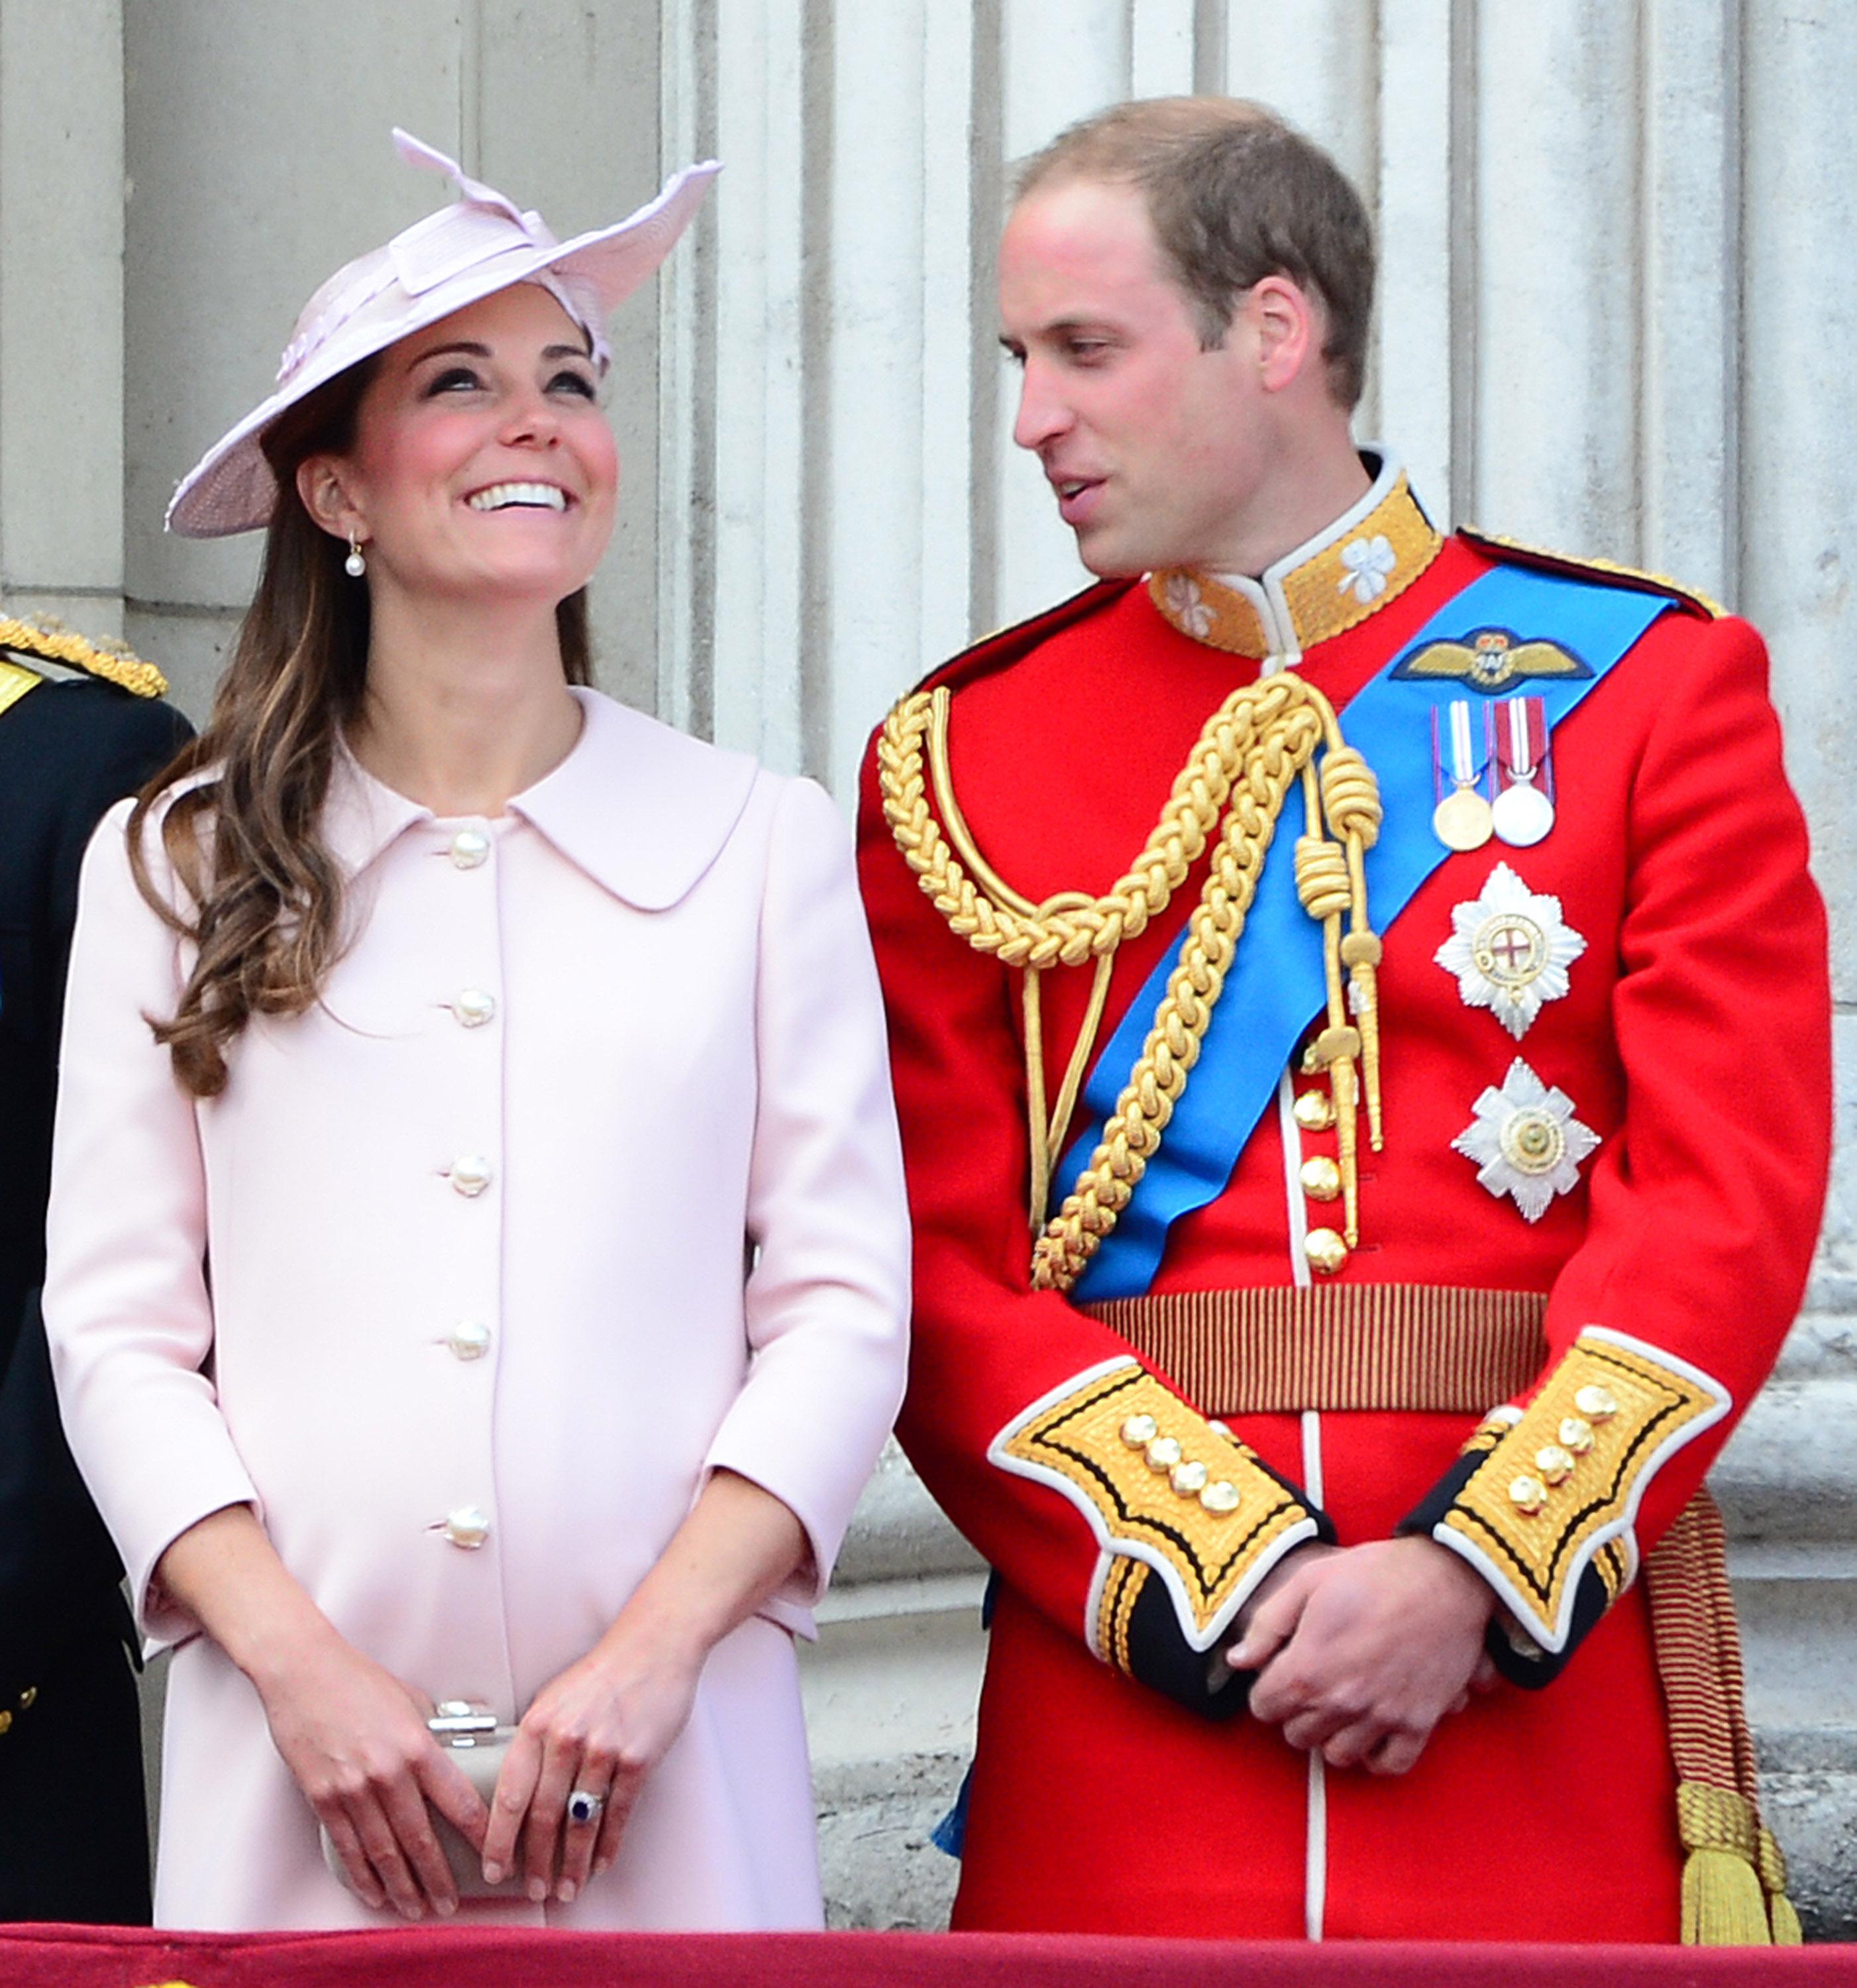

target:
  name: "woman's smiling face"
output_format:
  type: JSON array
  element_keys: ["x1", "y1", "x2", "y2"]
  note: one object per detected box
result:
[{"x1": 323, "y1": 280, "x2": 619, "y2": 610}]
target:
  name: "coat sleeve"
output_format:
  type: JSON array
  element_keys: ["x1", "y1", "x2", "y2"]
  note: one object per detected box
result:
[
  {"x1": 1401, "y1": 612, "x2": 1832, "y2": 1682},
  {"x1": 857, "y1": 727, "x2": 1333, "y2": 1719},
  {"x1": 42, "y1": 801, "x2": 262, "y2": 1648},
  {"x1": 700, "y1": 776, "x2": 912, "y2": 1615}
]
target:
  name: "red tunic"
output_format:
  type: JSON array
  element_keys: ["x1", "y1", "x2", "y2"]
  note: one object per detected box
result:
[{"x1": 855, "y1": 470, "x2": 1829, "y2": 1942}]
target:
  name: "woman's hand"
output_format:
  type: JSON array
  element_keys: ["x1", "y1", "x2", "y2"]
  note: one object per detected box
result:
[
  {"x1": 482, "y1": 1467, "x2": 810, "y2": 1902},
  {"x1": 152, "y1": 1504, "x2": 487, "y2": 1919},
  {"x1": 250, "y1": 1626, "x2": 488, "y2": 1918},
  {"x1": 480, "y1": 1617, "x2": 705, "y2": 1903}
]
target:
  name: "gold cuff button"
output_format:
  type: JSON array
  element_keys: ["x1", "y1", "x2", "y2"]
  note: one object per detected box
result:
[
  {"x1": 1534, "y1": 1445, "x2": 1575, "y2": 1485},
  {"x1": 1303, "y1": 1228, "x2": 1348, "y2": 1277},
  {"x1": 1509, "y1": 1475, "x2": 1548, "y2": 1516},
  {"x1": 1573, "y1": 1384, "x2": 1619, "y2": 1421},
  {"x1": 1120, "y1": 1413, "x2": 1159, "y2": 1449},
  {"x1": 1200, "y1": 1480, "x2": 1241, "y2": 1514},
  {"x1": 1170, "y1": 1459, "x2": 1209, "y2": 1496},
  {"x1": 1559, "y1": 1416, "x2": 1595, "y2": 1455},
  {"x1": 1145, "y1": 1435, "x2": 1183, "y2": 1472}
]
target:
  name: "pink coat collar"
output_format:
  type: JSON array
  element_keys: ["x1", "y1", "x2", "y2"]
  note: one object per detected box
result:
[{"x1": 325, "y1": 687, "x2": 760, "y2": 911}]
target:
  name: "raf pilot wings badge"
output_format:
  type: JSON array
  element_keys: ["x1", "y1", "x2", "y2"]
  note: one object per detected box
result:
[{"x1": 1392, "y1": 627, "x2": 1593, "y2": 694}]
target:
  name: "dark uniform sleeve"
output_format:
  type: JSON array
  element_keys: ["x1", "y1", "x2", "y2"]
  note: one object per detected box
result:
[
  {"x1": 0, "y1": 678, "x2": 191, "y2": 1699},
  {"x1": 857, "y1": 718, "x2": 1332, "y2": 1720}
]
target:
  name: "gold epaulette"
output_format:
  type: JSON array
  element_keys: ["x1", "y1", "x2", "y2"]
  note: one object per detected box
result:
[
  {"x1": 0, "y1": 655, "x2": 43, "y2": 719},
  {"x1": 1459, "y1": 526, "x2": 1725, "y2": 621},
  {"x1": 0, "y1": 612, "x2": 168, "y2": 698}
]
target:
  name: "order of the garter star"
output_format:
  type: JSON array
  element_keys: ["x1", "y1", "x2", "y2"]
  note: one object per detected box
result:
[
  {"x1": 1452, "y1": 1057, "x2": 1601, "y2": 1222},
  {"x1": 1434, "y1": 861, "x2": 1587, "y2": 1040}
]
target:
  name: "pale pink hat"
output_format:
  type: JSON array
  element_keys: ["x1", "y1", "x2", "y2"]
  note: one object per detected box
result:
[{"x1": 168, "y1": 129, "x2": 719, "y2": 538}]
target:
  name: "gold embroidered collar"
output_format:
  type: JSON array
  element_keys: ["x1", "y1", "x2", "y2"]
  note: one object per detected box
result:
[{"x1": 1148, "y1": 452, "x2": 1442, "y2": 663}]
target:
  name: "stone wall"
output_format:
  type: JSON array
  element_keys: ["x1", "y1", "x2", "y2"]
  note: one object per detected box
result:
[{"x1": 2, "y1": 0, "x2": 1849, "y2": 1937}]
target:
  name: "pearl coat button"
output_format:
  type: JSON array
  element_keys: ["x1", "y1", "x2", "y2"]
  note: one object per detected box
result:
[
  {"x1": 451, "y1": 987, "x2": 496, "y2": 1028},
  {"x1": 449, "y1": 1155, "x2": 493, "y2": 1197},
  {"x1": 449, "y1": 828, "x2": 490, "y2": 869},
  {"x1": 443, "y1": 1506, "x2": 491, "y2": 1549},
  {"x1": 447, "y1": 1320, "x2": 492, "y2": 1360}
]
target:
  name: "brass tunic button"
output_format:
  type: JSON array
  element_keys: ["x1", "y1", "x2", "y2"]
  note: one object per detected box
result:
[
  {"x1": 443, "y1": 1506, "x2": 492, "y2": 1549},
  {"x1": 1293, "y1": 1089, "x2": 1336, "y2": 1133},
  {"x1": 1303, "y1": 1227, "x2": 1348, "y2": 1276},
  {"x1": 17, "y1": 1687, "x2": 34, "y2": 1711},
  {"x1": 449, "y1": 828, "x2": 490, "y2": 869},
  {"x1": 1170, "y1": 1459, "x2": 1209, "y2": 1496},
  {"x1": 451, "y1": 987, "x2": 496, "y2": 1028},
  {"x1": 1299, "y1": 1156, "x2": 1342, "y2": 1203},
  {"x1": 0, "y1": 1709, "x2": 11, "y2": 1737},
  {"x1": 1509, "y1": 1475, "x2": 1548, "y2": 1516},
  {"x1": 1535, "y1": 1444, "x2": 1576, "y2": 1485},
  {"x1": 1573, "y1": 1384, "x2": 1619, "y2": 1421},
  {"x1": 1559, "y1": 1416, "x2": 1595, "y2": 1455},
  {"x1": 1120, "y1": 1413, "x2": 1159, "y2": 1449},
  {"x1": 1144, "y1": 1435, "x2": 1183, "y2": 1472},
  {"x1": 449, "y1": 1155, "x2": 494, "y2": 1197},
  {"x1": 1200, "y1": 1480, "x2": 1241, "y2": 1515}
]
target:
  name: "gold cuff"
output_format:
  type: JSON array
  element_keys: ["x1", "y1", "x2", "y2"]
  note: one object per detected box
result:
[
  {"x1": 992, "y1": 1358, "x2": 1320, "y2": 1653},
  {"x1": 1434, "y1": 1329, "x2": 1730, "y2": 1651}
]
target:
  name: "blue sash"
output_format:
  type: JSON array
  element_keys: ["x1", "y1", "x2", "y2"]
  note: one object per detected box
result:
[{"x1": 1059, "y1": 564, "x2": 1671, "y2": 1302}]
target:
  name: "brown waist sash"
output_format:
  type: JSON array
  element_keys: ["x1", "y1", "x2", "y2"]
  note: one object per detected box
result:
[{"x1": 1081, "y1": 1282, "x2": 1547, "y2": 1418}]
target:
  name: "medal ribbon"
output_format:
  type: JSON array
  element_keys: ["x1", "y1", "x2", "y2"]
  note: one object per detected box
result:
[
  {"x1": 1059, "y1": 564, "x2": 1673, "y2": 1301},
  {"x1": 1434, "y1": 698, "x2": 1491, "y2": 806},
  {"x1": 1495, "y1": 695, "x2": 1550, "y2": 796}
]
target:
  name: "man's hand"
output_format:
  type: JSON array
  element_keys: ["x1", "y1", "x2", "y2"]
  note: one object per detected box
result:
[{"x1": 1228, "y1": 1537, "x2": 1499, "y2": 1774}]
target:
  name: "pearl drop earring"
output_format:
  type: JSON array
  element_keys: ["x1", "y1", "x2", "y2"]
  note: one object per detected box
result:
[{"x1": 345, "y1": 531, "x2": 366, "y2": 579}]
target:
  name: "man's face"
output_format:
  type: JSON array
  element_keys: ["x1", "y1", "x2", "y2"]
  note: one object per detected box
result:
[{"x1": 999, "y1": 175, "x2": 1272, "y2": 579}]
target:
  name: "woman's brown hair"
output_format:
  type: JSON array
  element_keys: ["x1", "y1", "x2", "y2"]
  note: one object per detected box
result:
[{"x1": 130, "y1": 360, "x2": 593, "y2": 1099}]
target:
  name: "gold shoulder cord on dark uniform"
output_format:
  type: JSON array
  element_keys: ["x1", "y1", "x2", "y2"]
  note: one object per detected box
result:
[{"x1": 0, "y1": 612, "x2": 169, "y2": 699}]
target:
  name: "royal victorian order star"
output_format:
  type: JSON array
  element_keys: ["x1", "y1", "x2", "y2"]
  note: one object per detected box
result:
[
  {"x1": 1435, "y1": 861, "x2": 1587, "y2": 1040},
  {"x1": 1453, "y1": 1057, "x2": 1601, "y2": 1222}
]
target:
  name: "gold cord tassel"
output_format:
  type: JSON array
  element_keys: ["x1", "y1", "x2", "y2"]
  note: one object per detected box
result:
[
  {"x1": 1676, "y1": 1784, "x2": 1772, "y2": 1946},
  {"x1": 1759, "y1": 1827, "x2": 1804, "y2": 1944}
]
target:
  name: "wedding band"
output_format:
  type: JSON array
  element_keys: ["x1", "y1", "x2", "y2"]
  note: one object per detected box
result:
[{"x1": 566, "y1": 1789, "x2": 605, "y2": 1827}]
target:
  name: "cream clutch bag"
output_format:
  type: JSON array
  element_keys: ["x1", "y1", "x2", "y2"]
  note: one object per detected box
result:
[{"x1": 319, "y1": 1703, "x2": 525, "y2": 1901}]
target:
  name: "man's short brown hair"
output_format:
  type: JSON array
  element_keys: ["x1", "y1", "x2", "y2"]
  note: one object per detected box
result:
[{"x1": 1016, "y1": 97, "x2": 1374, "y2": 410}]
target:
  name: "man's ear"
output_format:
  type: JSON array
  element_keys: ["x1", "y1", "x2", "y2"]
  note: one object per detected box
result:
[
  {"x1": 296, "y1": 456, "x2": 360, "y2": 543},
  {"x1": 1248, "y1": 275, "x2": 1318, "y2": 395}
]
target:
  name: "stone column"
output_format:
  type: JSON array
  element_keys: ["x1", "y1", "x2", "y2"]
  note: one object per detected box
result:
[{"x1": 0, "y1": 0, "x2": 126, "y2": 635}]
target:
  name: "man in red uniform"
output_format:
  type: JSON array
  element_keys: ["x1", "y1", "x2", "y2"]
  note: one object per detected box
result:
[{"x1": 857, "y1": 98, "x2": 1829, "y2": 1943}]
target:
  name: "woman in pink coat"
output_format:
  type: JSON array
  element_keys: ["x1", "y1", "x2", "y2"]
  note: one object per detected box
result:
[{"x1": 43, "y1": 133, "x2": 910, "y2": 1932}]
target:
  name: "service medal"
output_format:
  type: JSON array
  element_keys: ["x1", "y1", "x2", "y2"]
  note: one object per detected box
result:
[
  {"x1": 1491, "y1": 696, "x2": 1556, "y2": 846},
  {"x1": 1431, "y1": 700, "x2": 1493, "y2": 852}
]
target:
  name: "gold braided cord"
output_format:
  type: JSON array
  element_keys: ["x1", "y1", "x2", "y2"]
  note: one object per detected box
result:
[
  {"x1": 880, "y1": 673, "x2": 1384, "y2": 1294},
  {"x1": 886, "y1": 684, "x2": 1240, "y2": 969},
  {"x1": 0, "y1": 613, "x2": 167, "y2": 698},
  {"x1": 1030, "y1": 695, "x2": 1323, "y2": 1289}
]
